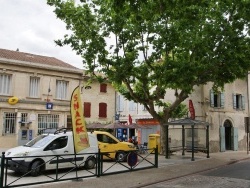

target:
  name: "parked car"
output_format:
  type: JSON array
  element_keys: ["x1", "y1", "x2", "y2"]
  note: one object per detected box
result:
[
  {"x1": 5, "y1": 128, "x2": 98, "y2": 176},
  {"x1": 93, "y1": 131, "x2": 136, "y2": 161}
]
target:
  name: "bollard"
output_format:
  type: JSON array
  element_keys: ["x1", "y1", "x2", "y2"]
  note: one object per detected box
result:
[
  {"x1": 155, "y1": 146, "x2": 158, "y2": 168},
  {"x1": 97, "y1": 149, "x2": 101, "y2": 177},
  {"x1": 0, "y1": 152, "x2": 5, "y2": 188}
]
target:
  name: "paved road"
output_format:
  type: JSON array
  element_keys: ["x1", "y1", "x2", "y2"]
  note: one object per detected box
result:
[
  {"x1": 203, "y1": 159, "x2": 250, "y2": 180},
  {"x1": 142, "y1": 159, "x2": 250, "y2": 188}
]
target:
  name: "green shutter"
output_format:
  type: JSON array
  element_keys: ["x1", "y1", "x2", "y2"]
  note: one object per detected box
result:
[
  {"x1": 210, "y1": 90, "x2": 214, "y2": 107},
  {"x1": 233, "y1": 94, "x2": 236, "y2": 109},
  {"x1": 220, "y1": 92, "x2": 225, "y2": 108},
  {"x1": 232, "y1": 127, "x2": 238, "y2": 151},
  {"x1": 242, "y1": 96, "x2": 245, "y2": 110},
  {"x1": 220, "y1": 126, "x2": 225, "y2": 152}
]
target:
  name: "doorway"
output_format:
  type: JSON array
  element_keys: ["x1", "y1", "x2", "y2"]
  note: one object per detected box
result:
[{"x1": 224, "y1": 120, "x2": 232, "y2": 150}]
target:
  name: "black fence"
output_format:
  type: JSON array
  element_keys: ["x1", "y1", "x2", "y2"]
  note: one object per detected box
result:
[{"x1": 0, "y1": 147, "x2": 158, "y2": 188}]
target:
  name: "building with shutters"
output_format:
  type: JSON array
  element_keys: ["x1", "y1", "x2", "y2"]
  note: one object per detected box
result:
[
  {"x1": 116, "y1": 77, "x2": 249, "y2": 152},
  {"x1": 0, "y1": 48, "x2": 115, "y2": 148}
]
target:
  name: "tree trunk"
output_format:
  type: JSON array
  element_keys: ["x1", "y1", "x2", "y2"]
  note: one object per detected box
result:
[{"x1": 160, "y1": 123, "x2": 168, "y2": 155}]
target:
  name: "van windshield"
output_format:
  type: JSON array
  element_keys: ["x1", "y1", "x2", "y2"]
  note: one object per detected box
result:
[{"x1": 24, "y1": 135, "x2": 55, "y2": 148}]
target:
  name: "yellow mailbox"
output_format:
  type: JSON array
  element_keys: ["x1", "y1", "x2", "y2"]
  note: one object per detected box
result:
[{"x1": 148, "y1": 134, "x2": 160, "y2": 153}]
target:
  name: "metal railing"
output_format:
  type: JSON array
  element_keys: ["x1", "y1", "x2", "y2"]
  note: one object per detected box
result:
[{"x1": 0, "y1": 147, "x2": 158, "y2": 188}]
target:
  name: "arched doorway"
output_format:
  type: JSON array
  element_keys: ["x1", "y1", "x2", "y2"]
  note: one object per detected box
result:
[{"x1": 224, "y1": 119, "x2": 233, "y2": 150}]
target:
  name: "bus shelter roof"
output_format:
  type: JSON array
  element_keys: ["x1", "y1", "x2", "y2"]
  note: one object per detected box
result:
[{"x1": 166, "y1": 118, "x2": 209, "y2": 126}]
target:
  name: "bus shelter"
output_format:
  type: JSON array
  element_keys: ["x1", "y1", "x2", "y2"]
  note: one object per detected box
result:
[{"x1": 165, "y1": 118, "x2": 210, "y2": 161}]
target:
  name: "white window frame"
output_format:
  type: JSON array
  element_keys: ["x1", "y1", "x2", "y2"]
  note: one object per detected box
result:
[
  {"x1": 29, "y1": 77, "x2": 40, "y2": 98},
  {"x1": 56, "y1": 80, "x2": 68, "y2": 100},
  {"x1": 0, "y1": 74, "x2": 11, "y2": 95}
]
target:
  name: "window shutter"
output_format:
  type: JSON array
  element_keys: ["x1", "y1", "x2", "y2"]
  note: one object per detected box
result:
[
  {"x1": 220, "y1": 126, "x2": 225, "y2": 152},
  {"x1": 129, "y1": 101, "x2": 135, "y2": 111},
  {"x1": 242, "y1": 96, "x2": 245, "y2": 110},
  {"x1": 233, "y1": 94, "x2": 236, "y2": 109},
  {"x1": 210, "y1": 90, "x2": 214, "y2": 107},
  {"x1": 100, "y1": 83, "x2": 107, "y2": 93},
  {"x1": 99, "y1": 103, "x2": 107, "y2": 118},
  {"x1": 84, "y1": 102, "x2": 91, "y2": 117},
  {"x1": 118, "y1": 95, "x2": 124, "y2": 112},
  {"x1": 220, "y1": 92, "x2": 225, "y2": 108}
]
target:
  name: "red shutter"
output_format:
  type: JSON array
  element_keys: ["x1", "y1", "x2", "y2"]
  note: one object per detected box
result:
[
  {"x1": 84, "y1": 102, "x2": 91, "y2": 117},
  {"x1": 100, "y1": 83, "x2": 107, "y2": 93},
  {"x1": 99, "y1": 103, "x2": 107, "y2": 118}
]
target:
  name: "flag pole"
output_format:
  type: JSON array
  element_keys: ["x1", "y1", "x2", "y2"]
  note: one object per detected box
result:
[{"x1": 70, "y1": 86, "x2": 79, "y2": 179}]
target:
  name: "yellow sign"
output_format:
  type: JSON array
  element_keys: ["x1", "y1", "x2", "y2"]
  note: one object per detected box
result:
[
  {"x1": 70, "y1": 86, "x2": 90, "y2": 153},
  {"x1": 8, "y1": 96, "x2": 19, "y2": 105}
]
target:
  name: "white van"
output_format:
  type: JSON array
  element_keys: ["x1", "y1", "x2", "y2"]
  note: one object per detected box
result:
[{"x1": 5, "y1": 128, "x2": 98, "y2": 176}]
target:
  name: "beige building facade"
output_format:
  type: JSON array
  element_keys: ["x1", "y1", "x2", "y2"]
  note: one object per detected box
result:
[
  {"x1": 0, "y1": 49, "x2": 115, "y2": 148},
  {"x1": 192, "y1": 79, "x2": 248, "y2": 152},
  {"x1": 117, "y1": 77, "x2": 249, "y2": 153}
]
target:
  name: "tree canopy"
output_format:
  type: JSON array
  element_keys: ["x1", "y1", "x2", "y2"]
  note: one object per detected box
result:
[{"x1": 48, "y1": 0, "x2": 250, "y2": 153}]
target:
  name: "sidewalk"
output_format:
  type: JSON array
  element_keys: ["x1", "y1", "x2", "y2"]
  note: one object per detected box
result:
[{"x1": 36, "y1": 150, "x2": 250, "y2": 188}]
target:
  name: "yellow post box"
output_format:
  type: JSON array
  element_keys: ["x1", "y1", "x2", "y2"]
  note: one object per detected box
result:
[{"x1": 148, "y1": 134, "x2": 160, "y2": 153}]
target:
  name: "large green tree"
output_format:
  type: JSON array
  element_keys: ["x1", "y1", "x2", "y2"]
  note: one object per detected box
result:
[{"x1": 48, "y1": 0, "x2": 250, "y2": 154}]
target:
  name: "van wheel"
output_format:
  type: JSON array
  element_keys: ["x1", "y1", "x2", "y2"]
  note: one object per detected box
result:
[
  {"x1": 116, "y1": 152, "x2": 125, "y2": 162},
  {"x1": 85, "y1": 156, "x2": 96, "y2": 169},
  {"x1": 30, "y1": 161, "x2": 42, "y2": 177}
]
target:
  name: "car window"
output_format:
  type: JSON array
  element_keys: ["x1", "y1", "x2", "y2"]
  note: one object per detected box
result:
[
  {"x1": 31, "y1": 135, "x2": 55, "y2": 148},
  {"x1": 44, "y1": 136, "x2": 68, "y2": 151},
  {"x1": 24, "y1": 135, "x2": 47, "y2": 147},
  {"x1": 97, "y1": 134, "x2": 117, "y2": 144}
]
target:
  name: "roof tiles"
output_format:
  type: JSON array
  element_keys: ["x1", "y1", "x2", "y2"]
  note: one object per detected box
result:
[{"x1": 0, "y1": 48, "x2": 78, "y2": 69}]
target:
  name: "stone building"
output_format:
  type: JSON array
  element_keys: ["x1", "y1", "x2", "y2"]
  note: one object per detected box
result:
[
  {"x1": 0, "y1": 48, "x2": 115, "y2": 148},
  {"x1": 117, "y1": 78, "x2": 249, "y2": 152},
  {"x1": 191, "y1": 79, "x2": 248, "y2": 152}
]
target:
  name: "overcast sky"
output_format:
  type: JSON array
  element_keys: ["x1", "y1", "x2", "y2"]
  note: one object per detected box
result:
[{"x1": 0, "y1": 0, "x2": 83, "y2": 69}]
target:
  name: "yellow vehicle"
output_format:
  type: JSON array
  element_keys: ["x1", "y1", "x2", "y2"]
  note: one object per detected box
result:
[{"x1": 93, "y1": 131, "x2": 136, "y2": 161}]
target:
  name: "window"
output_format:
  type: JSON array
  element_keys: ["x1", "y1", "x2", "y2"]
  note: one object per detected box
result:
[
  {"x1": 29, "y1": 77, "x2": 40, "y2": 98},
  {"x1": 0, "y1": 74, "x2": 11, "y2": 95},
  {"x1": 84, "y1": 102, "x2": 91, "y2": 117},
  {"x1": 99, "y1": 102, "x2": 107, "y2": 118},
  {"x1": 20, "y1": 113, "x2": 28, "y2": 122},
  {"x1": 38, "y1": 114, "x2": 59, "y2": 132},
  {"x1": 129, "y1": 100, "x2": 136, "y2": 111},
  {"x1": 44, "y1": 136, "x2": 68, "y2": 150},
  {"x1": 117, "y1": 95, "x2": 124, "y2": 112},
  {"x1": 141, "y1": 104, "x2": 147, "y2": 111},
  {"x1": 67, "y1": 115, "x2": 72, "y2": 128},
  {"x1": 210, "y1": 90, "x2": 224, "y2": 108},
  {"x1": 233, "y1": 94, "x2": 245, "y2": 110},
  {"x1": 96, "y1": 134, "x2": 117, "y2": 144},
  {"x1": 56, "y1": 80, "x2": 68, "y2": 100},
  {"x1": 100, "y1": 83, "x2": 107, "y2": 93},
  {"x1": 3, "y1": 112, "x2": 16, "y2": 135}
]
